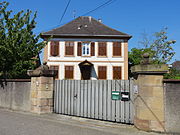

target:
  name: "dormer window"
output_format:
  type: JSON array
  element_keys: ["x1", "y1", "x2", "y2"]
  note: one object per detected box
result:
[{"x1": 82, "y1": 42, "x2": 90, "y2": 56}]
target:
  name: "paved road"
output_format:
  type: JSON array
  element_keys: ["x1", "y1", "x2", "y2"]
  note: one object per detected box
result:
[{"x1": 0, "y1": 108, "x2": 161, "y2": 135}]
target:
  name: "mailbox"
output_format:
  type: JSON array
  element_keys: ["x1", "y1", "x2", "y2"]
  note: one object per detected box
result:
[
  {"x1": 121, "y1": 92, "x2": 130, "y2": 101},
  {"x1": 111, "y1": 91, "x2": 121, "y2": 100}
]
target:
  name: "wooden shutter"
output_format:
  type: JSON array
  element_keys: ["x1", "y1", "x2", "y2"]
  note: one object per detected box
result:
[
  {"x1": 77, "y1": 42, "x2": 82, "y2": 56},
  {"x1": 113, "y1": 66, "x2": 122, "y2": 80},
  {"x1": 65, "y1": 66, "x2": 74, "y2": 79},
  {"x1": 98, "y1": 42, "x2": 106, "y2": 56},
  {"x1": 98, "y1": 66, "x2": 107, "y2": 79},
  {"x1": 50, "y1": 41, "x2": 59, "y2": 56},
  {"x1": 91, "y1": 42, "x2": 95, "y2": 56},
  {"x1": 50, "y1": 65, "x2": 59, "y2": 79},
  {"x1": 65, "y1": 42, "x2": 74, "y2": 55},
  {"x1": 113, "y1": 42, "x2": 121, "y2": 56}
]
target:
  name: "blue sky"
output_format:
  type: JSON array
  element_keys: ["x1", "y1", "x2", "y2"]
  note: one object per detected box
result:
[{"x1": 4, "y1": 0, "x2": 180, "y2": 62}]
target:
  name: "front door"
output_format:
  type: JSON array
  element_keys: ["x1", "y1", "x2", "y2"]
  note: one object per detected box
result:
[{"x1": 80, "y1": 66, "x2": 92, "y2": 80}]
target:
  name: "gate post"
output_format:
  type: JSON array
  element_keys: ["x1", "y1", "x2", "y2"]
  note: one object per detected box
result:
[
  {"x1": 27, "y1": 63, "x2": 57, "y2": 114},
  {"x1": 131, "y1": 55, "x2": 168, "y2": 132}
]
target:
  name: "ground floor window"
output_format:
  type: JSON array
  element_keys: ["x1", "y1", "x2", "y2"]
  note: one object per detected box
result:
[
  {"x1": 113, "y1": 66, "x2": 122, "y2": 80},
  {"x1": 49, "y1": 65, "x2": 59, "y2": 79},
  {"x1": 65, "y1": 66, "x2": 74, "y2": 79},
  {"x1": 98, "y1": 66, "x2": 107, "y2": 79}
]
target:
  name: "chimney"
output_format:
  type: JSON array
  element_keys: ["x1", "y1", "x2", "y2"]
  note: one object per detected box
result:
[
  {"x1": 98, "y1": 18, "x2": 102, "y2": 23},
  {"x1": 89, "y1": 16, "x2": 92, "y2": 22}
]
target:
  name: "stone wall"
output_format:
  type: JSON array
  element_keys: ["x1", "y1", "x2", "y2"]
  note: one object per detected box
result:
[
  {"x1": 0, "y1": 79, "x2": 31, "y2": 111},
  {"x1": 164, "y1": 79, "x2": 180, "y2": 134}
]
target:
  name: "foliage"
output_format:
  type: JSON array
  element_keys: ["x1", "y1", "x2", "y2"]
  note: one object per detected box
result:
[
  {"x1": 150, "y1": 28, "x2": 176, "y2": 64},
  {"x1": 128, "y1": 48, "x2": 155, "y2": 67},
  {"x1": 129, "y1": 28, "x2": 176, "y2": 67},
  {"x1": 164, "y1": 68, "x2": 180, "y2": 79},
  {"x1": 0, "y1": 1, "x2": 46, "y2": 79}
]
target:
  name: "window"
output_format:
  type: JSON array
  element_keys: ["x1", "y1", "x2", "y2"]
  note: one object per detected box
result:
[
  {"x1": 65, "y1": 66, "x2": 74, "y2": 79},
  {"x1": 98, "y1": 66, "x2": 107, "y2": 79},
  {"x1": 82, "y1": 42, "x2": 90, "y2": 56},
  {"x1": 50, "y1": 66, "x2": 59, "y2": 79},
  {"x1": 113, "y1": 42, "x2": 121, "y2": 56},
  {"x1": 65, "y1": 42, "x2": 74, "y2": 55},
  {"x1": 98, "y1": 42, "x2": 107, "y2": 56},
  {"x1": 77, "y1": 42, "x2": 95, "y2": 56},
  {"x1": 113, "y1": 66, "x2": 122, "y2": 80},
  {"x1": 50, "y1": 41, "x2": 59, "y2": 56}
]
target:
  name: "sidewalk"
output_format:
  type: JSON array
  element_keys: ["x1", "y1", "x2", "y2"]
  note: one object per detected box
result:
[{"x1": 0, "y1": 108, "x2": 163, "y2": 135}]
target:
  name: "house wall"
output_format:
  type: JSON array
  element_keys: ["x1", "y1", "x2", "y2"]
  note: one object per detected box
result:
[
  {"x1": 44, "y1": 39, "x2": 128, "y2": 80},
  {"x1": 0, "y1": 79, "x2": 31, "y2": 112}
]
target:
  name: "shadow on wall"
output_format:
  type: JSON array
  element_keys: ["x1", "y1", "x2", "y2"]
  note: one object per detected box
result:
[
  {"x1": 0, "y1": 79, "x2": 31, "y2": 112},
  {"x1": 91, "y1": 66, "x2": 98, "y2": 80}
]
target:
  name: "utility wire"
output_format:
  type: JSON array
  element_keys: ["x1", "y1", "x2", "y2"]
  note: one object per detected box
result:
[
  {"x1": 59, "y1": 0, "x2": 71, "y2": 24},
  {"x1": 81, "y1": 0, "x2": 116, "y2": 16},
  {"x1": 36, "y1": 0, "x2": 116, "y2": 35}
]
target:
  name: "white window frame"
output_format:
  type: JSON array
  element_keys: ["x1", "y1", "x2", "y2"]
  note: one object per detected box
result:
[{"x1": 82, "y1": 42, "x2": 91, "y2": 56}]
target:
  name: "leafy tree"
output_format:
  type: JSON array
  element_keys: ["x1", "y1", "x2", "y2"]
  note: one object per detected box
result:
[
  {"x1": 150, "y1": 28, "x2": 176, "y2": 64},
  {"x1": 128, "y1": 48, "x2": 155, "y2": 67},
  {"x1": 164, "y1": 68, "x2": 180, "y2": 79},
  {"x1": 0, "y1": 1, "x2": 45, "y2": 79},
  {"x1": 129, "y1": 28, "x2": 176, "y2": 67}
]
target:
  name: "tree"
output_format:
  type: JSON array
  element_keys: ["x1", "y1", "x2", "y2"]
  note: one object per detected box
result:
[
  {"x1": 128, "y1": 48, "x2": 155, "y2": 67},
  {"x1": 129, "y1": 28, "x2": 176, "y2": 67},
  {"x1": 150, "y1": 28, "x2": 176, "y2": 64},
  {"x1": 0, "y1": 1, "x2": 46, "y2": 79}
]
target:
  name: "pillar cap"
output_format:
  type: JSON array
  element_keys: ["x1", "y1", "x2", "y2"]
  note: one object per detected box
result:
[
  {"x1": 131, "y1": 64, "x2": 168, "y2": 75},
  {"x1": 27, "y1": 63, "x2": 57, "y2": 77}
]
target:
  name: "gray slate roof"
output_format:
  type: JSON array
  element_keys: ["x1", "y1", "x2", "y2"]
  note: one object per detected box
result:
[
  {"x1": 172, "y1": 61, "x2": 180, "y2": 70},
  {"x1": 41, "y1": 16, "x2": 131, "y2": 39}
]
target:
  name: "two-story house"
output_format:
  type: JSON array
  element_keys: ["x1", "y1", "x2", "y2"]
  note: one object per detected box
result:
[{"x1": 41, "y1": 16, "x2": 131, "y2": 80}]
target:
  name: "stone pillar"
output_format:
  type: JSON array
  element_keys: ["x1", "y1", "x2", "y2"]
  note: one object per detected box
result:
[
  {"x1": 131, "y1": 64, "x2": 168, "y2": 132},
  {"x1": 27, "y1": 63, "x2": 57, "y2": 114},
  {"x1": 30, "y1": 76, "x2": 54, "y2": 114}
]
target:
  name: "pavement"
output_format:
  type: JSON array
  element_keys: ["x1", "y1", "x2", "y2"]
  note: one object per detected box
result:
[{"x1": 0, "y1": 108, "x2": 164, "y2": 135}]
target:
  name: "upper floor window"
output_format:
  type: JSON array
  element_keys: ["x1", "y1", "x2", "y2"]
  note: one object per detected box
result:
[
  {"x1": 113, "y1": 42, "x2": 121, "y2": 56},
  {"x1": 77, "y1": 42, "x2": 95, "y2": 56},
  {"x1": 98, "y1": 42, "x2": 107, "y2": 56},
  {"x1": 50, "y1": 41, "x2": 59, "y2": 56},
  {"x1": 65, "y1": 41, "x2": 74, "y2": 56},
  {"x1": 82, "y1": 42, "x2": 90, "y2": 56}
]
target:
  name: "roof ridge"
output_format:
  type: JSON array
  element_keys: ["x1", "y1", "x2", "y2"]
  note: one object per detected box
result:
[{"x1": 90, "y1": 17, "x2": 129, "y2": 36}]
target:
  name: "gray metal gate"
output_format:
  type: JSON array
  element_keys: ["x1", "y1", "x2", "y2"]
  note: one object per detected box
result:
[{"x1": 54, "y1": 80, "x2": 134, "y2": 124}]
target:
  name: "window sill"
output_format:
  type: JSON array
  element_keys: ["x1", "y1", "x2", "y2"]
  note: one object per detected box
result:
[
  {"x1": 49, "y1": 55, "x2": 60, "y2": 57},
  {"x1": 81, "y1": 55, "x2": 92, "y2": 57},
  {"x1": 97, "y1": 56, "x2": 107, "y2": 58},
  {"x1": 112, "y1": 56, "x2": 122, "y2": 58},
  {"x1": 64, "y1": 55, "x2": 75, "y2": 57}
]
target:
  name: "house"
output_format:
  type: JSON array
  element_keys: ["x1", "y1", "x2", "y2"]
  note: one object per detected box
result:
[
  {"x1": 40, "y1": 16, "x2": 132, "y2": 80},
  {"x1": 172, "y1": 61, "x2": 180, "y2": 71}
]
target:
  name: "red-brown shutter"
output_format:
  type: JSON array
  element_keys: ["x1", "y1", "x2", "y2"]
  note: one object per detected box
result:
[
  {"x1": 113, "y1": 66, "x2": 122, "y2": 80},
  {"x1": 50, "y1": 65, "x2": 59, "y2": 79},
  {"x1": 65, "y1": 66, "x2": 74, "y2": 79},
  {"x1": 91, "y1": 42, "x2": 95, "y2": 56},
  {"x1": 65, "y1": 42, "x2": 74, "y2": 55},
  {"x1": 50, "y1": 41, "x2": 59, "y2": 56},
  {"x1": 98, "y1": 42, "x2": 106, "y2": 56},
  {"x1": 98, "y1": 66, "x2": 107, "y2": 79},
  {"x1": 113, "y1": 42, "x2": 121, "y2": 56},
  {"x1": 77, "y1": 42, "x2": 82, "y2": 56}
]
